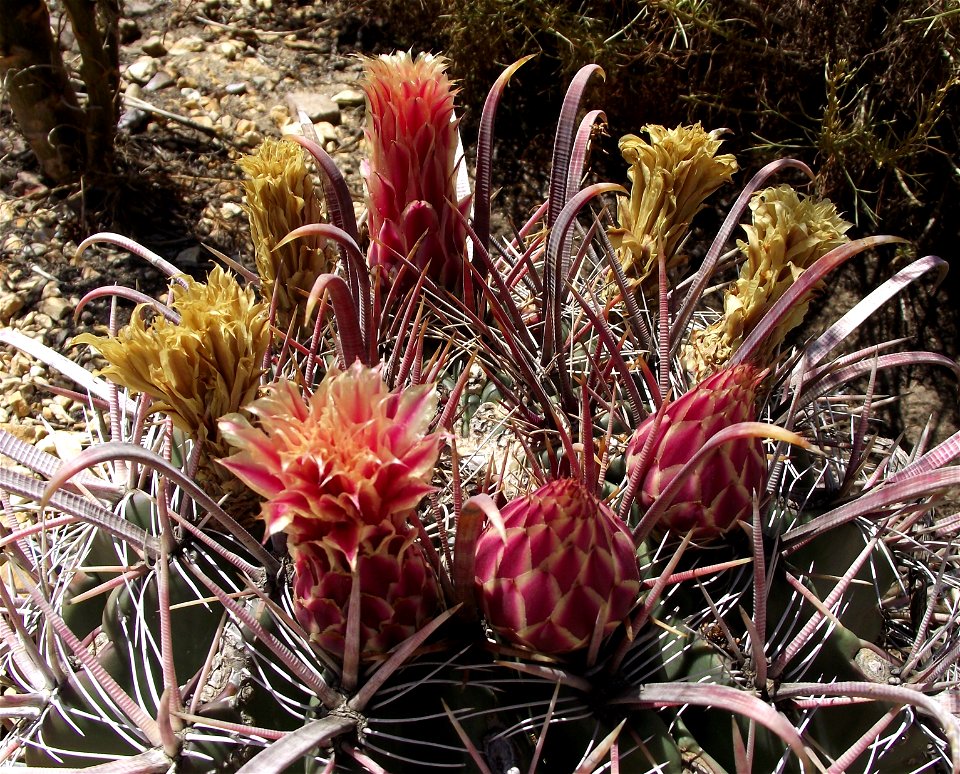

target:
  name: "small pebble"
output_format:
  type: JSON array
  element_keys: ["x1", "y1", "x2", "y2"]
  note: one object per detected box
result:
[
  {"x1": 168, "y1": 36, "x2": 205, "y2": 54},
  {"x1": 331, "y1": 89, "x2": 365, "y2": 107},
  {"x1": 145, "y1": 70, "x2": 175, "y2": 91},
  {"x1": 126, "y1": 56, "x2": 159, "y2": 85},
  {"x1": 140, "y1": 35, "x2": 167, "y2": 57}
]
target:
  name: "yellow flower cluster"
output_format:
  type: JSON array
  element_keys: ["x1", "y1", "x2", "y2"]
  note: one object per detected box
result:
[
  {"x1": 609, "y1": 124, "x2": 737, "y2": 294},
  {"x1": 239, "y1": 138, "x2": 336, "y2": 332},
  {"x1": 686, "y1": 185, "x2": 851, "y2": 377},
  {"x1": 76, "y1": 266, "x2": 270, "y2": 450}
]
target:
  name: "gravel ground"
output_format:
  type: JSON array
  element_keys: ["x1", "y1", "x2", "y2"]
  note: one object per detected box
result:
[{"x1": 0, "y1": 0, "x2": 382, "y2": 451}]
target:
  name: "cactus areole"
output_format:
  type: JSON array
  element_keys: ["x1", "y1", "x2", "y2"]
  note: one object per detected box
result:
[
  {"x1": 475, "y1": 478, "x2": 640, "y2": 654},
  {"x1": 626, "y1": 364, "x2": 767, "y2": 537}
]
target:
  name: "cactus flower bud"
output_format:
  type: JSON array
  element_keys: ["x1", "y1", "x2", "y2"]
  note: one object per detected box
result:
[{"x1": 475, "y1": 478, "x2": 640, "y2": 655}]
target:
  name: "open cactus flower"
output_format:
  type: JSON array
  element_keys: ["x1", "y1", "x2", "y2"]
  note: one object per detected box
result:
[
  {"x1": 218, "y1": 365, "x2": 443, "y2": 660},
  {"x1": 2, "y1": 49, "x2": 960, "y2": 774}
]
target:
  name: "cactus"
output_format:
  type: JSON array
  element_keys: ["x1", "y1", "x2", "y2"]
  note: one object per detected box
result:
[{"x1": 1, "y1": 51, "x2": 960, "y2": 774}]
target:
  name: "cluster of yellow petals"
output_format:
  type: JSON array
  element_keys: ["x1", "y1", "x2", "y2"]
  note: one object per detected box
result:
[
  {"x1": 609, "y1": 124, "x2": 737, "y2": 294},
  {"x1": 239, "y1": 138, "x2": 336, "y2": 332},
  {"x1": 686, "y1": 185, "x2": 851, "y2": 378},
  {"x1": 75, "y1": 266, "x2": 269, "y2": 451}
]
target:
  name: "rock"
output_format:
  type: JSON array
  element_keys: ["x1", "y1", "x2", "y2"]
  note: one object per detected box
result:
[
  {"x1": 119, "y1": 108, "x2": 150, "y2": 132},
  {"x1": 220, "y1": 203, "x2": 244, "y2": 220},
  {"x1": 6, "y1": 391, "x2": 29, "y2": 419},
  {"x1": 0, "y1": 423, "x2": 39, "y2": 443},
  {"x1": 219, "y1": 40, "x2": 245, "y2": 60},
  {"x1": 126, "y1": 57, "x2": 159, "y2": 85},
  {"x1": 286, "y1": 91, "x2": 340, "y2": 125},
  {"x1": 0, "y1": 293, "x2": 24, "y2": 324},
  {"x1": 331, "y1": 89, "x2": 365, "y2": 107},
  {"x1": 225, "y1": 82, "x2": 248, "y2": 95},
  {"x1": 145, "y1": 70, "x2": 175, "y2": 91},
  {"x1": 140, "y1": 35, "x2": 167, "y2": 57},
  {"x1": 10, "y1": 172, "x2": 47, "y2": 198},
  {"x1": 180, "y1": 87, "x2": 202, "y2": 109},
  {"x1": 169, "y1": 36, "x2": 205, "y2": 55},
  {"x1": 176, "y1": 245, "x2": 204, "y2": 268},
  {"x1": 315, "y1": 121, "x2": 338, "y2": 144},
  {"x1": 237, "y1": 130, "x2": 263, "y2": 148},
  {"x1": 269, "y1": 104, "x2": 290, "y2": 128},
  {"x1": 38, "y1": 296, "x2": 72, "y2": 322},
  {"x1": 125, "y1": 0, "x2": 155, "y2": 16}
]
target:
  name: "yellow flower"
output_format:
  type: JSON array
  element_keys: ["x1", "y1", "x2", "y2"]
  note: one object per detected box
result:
[
  {"x1": 609, "y1": 124, "x2": 737, "y2": 294},
  {"x1": 76, "y1": 266, "x2": 270, "y2": 451},
  {"x1": 686, "y1": 185, "x2": 852, "y2": 377},
  {"x1": 239, "y1": 138, "x2": 337, "y2": 332}
]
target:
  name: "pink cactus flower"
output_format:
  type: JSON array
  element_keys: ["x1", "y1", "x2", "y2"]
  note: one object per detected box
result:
[
  {"x1": 475, "y1": 478, "x2": 640, "y2": 655},
  {"x1": 219, "y1": 363, "x2": 443, "y2": 658},
  {"x1": 626, "y1": 364, "x2": 767, "y2": 537},
  {"x1": 361, "y1": 51, "x2": 470, "y2": 293},
  {"x1": 292, "y1": 524, "x2": 441, "y2": 659}
]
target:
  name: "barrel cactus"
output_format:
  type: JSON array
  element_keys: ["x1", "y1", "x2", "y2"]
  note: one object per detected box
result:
[{"x1": 1, "y1": 50, "x2": 959, "y2": 774}]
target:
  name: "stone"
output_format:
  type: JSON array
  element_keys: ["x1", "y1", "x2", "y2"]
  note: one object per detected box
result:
[
  {"x1": 145, "y1": 70, "x2": 175, "y2": 91},
  {"x1": 176, "y1": 245, "x2": 203, "y2": 268},
  {"x1": 331, "y1": 89, "x2": 365, "y2": 107},
  {"x1": 126, "y1": 57, "x2": 159, "y2": 85},
  {"x1": 285, "y1": 91, "x2": 340, "y2": 125},
  {"x1": 119, "y1": 19, "x2": 141, "y2": 44},
  {"x1": 169, "y1": 36, "x2": 205, "y2": 55},
  {"x1": 269, "y1": 104, "x2": 290, "y2": 128},
  {"x1": 219, "y1": 40, "x2": 245, "y2": 60},
  {"x1": 7, "y1": 391, "x2": 29, "y2": 419},
  {"x1": 0, "y1": 293, "x2": 24, "y2": 324},
  {"x1": 125, "y1": 0, "x2": 155, "y2": 16},
  {"x1": 140, "y1": 35, "x2": 167, "y2": 57},
  {"x1": 180, "y1": 87, "x2": 202, "y2": 109},
  {"x1": 234, "y1": 118, "x2": 256, "y2": 135},
  {"x1": 119, "y1": 108, "x2": 150, "y2": 132},
  {"x1": 0, "y1": 423, "x2": 38, "y2": 442},
  {"x1": 237, "y1": 130, "x2": 263, "y2": 148},
  {"x1": 225, "y1": 82, "x2": 248, "y2": 95},
  {"x1": 314, "y1": 121, "x2": 338, "y2": 145},
  {"x1": 38, "y1": 296, "x2": 72, "y2": 322},
  {"x1": 220, "y1": 202, "x2": 244, "y2": 219}
]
